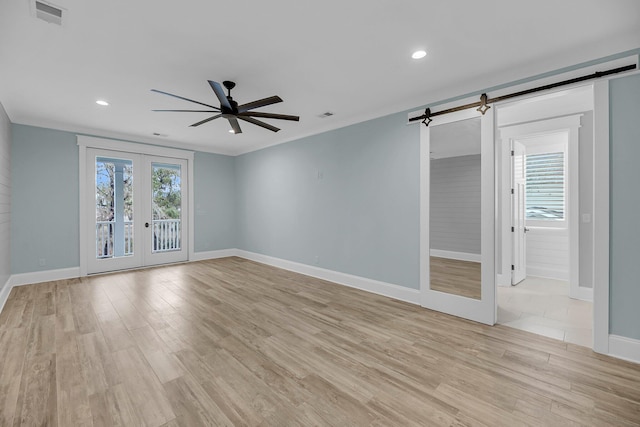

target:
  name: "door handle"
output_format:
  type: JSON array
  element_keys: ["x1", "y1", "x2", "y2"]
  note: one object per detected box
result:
[
  {"x1": 524, "y1": 227, "x2": 530, "y2": 233},
  {"x1": 145, "y1": 222, "x2": 149, "y2": 228}
]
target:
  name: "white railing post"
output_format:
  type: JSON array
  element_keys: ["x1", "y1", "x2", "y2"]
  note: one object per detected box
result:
[{"x1": 150, "y1": 219, "x2": 181, "y2": 253}]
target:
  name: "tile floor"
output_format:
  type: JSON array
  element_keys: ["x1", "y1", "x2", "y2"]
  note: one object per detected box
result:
[{"x1": 497, "y1": 276, "x2": 593, "y2": 347}]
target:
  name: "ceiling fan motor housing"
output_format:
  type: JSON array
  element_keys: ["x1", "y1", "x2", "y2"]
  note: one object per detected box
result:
[
  {"x1": 222, "y1": 81, "x2": 239, "y2": 117},
  {"x1": 221, "y1": 100, "x2": 238, "y2": 118}
]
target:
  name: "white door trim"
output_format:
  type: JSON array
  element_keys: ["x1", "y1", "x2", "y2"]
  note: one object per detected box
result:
[
  {"x1": 78, "y1": 135, "x2": 195, "y2": 276},
  {"x1": 592, "y1": 80, "x2": 610, "y2": 354}
]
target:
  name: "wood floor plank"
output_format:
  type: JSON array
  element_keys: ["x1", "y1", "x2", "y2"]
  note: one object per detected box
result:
[
  {"x1": 163, "y1": 373, "x2": 234, "y2": 426},
  {"x1": 111, "y1": 347, "x2": 175, "y2": 426},
  {"x1": 77, "y1": 331, "x2": 118, "y2": 395},
  {"x1": 0, "y1": 328, "x2": 30, "y2": 426},
  {"x1": 13, "y1": 353, "x2": 58, "y2": 427},
  {"x1": 56, "y1": 330, "x2": 93, "y2": 426},
  {"x1": 1, "y1": 256, "x2": 639, "y2": 426},
  {"x1": 0, "y1": 288, "x2": 34, "y2": 330}
]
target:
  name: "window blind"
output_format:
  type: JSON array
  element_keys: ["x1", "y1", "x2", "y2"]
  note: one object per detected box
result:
[{"x1": 525, "y1": 152, "x2": 565, "y2": 220}]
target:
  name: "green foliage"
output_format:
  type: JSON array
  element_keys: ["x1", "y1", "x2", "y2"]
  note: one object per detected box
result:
[{"x1": 152, "y1": 166, "x2": 181, "y2": 220}]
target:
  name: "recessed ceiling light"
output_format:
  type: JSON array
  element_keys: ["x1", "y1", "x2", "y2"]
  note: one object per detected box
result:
[
  {"x1": 96, "y1": 100, "x2": 109, "y2": 106},
  {"x1": 411, "y1": 50, "x2": 427, "y2": 60}
]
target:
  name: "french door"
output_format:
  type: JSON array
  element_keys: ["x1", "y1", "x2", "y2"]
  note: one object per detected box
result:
[{"x1": 85, "y1": 148, "x2": 188, "y2": 274}]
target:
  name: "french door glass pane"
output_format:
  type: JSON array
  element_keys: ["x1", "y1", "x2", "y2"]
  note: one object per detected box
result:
[
  {"x1": 151, "y1": 163, "x2": 182, "y2": 253},
  {"x1": 95, "y1": 157, "x2": 134, "y2": 259}
]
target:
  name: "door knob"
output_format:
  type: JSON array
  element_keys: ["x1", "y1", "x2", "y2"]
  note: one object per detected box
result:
[
  {"x1": 524, "y1": 227, "x2": 530, "y2": 233},
  {"x1": 145, "y1": 222, "x2": 149, "y2": 228}
]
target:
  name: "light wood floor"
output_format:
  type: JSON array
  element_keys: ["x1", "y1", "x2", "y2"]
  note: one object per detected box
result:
[
  {"x1": 430, "y1": 257, "x2": 481, "y2": 300},
  {"x1": 1, "y1": 257, "x2": 639, "y2": 426}
]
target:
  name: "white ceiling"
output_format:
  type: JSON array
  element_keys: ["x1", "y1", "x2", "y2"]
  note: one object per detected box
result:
[{"x1": 1, "y1": 1, "x2": 638, "y2": 156}]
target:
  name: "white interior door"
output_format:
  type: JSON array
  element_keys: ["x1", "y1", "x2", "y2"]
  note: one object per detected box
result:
[
  {"x1": 512, "y1": 140, "x2": 527, "y2": 284},
  {"x1": 85, "y1": 148, "x2": 188, "y2": 274},
  {"x1": 420, "y1": 107, "x2": 496, "y2": 325}
]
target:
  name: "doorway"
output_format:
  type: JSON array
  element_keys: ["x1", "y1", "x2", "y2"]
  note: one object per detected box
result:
[
  {"x1": 495, "y1": 85, "x2": 594, "y2": 346},
  {"x1": 78, "y1": 137, "x2": 193, "y2": 276}
]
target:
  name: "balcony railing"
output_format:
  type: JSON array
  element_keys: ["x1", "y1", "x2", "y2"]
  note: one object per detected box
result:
[
  {"x1": 152, "y1": 219, "x2": 181, "y2": 252},
  {"x1": 96, "y1": 219, "x2": 181, "y2": 258},
  {"x1": 96, "y1": 221, "x2": 133, "y2": 258}
]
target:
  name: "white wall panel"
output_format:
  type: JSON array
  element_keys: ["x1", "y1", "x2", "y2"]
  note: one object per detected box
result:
[
  {"x1": 526, "y1": 227, "x2": 569, "y2": 280},
  {"x1": 430, "y1": 154, "x2": 481, "y2": 256}
]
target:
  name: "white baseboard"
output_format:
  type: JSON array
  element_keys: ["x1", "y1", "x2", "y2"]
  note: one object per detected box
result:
[
  {"x1": 609, "y1": 335, "x2": 640, "y2": 364},
  {"x1": 236, "y1": 250, "x2": 421, "y2": 305},
  {"x1": 0, "y1": 278, "x2": 13, "y2": 315},
  {"x1": 8, "y1": 267, "x2": 81, "y2": 287},
  {"x1": 191, "y1": 249, "x2": 239, "y2": 261},
  {"x1": 430, "y1": 249, "x2": 481, "y2": 263}
]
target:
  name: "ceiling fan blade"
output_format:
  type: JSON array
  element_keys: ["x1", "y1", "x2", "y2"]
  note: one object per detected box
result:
[
  {"x1": 208, "y1": 80, "x2": 231, "y2": 110},
  {"x1": 189, "y1": 114, "x2": 222, "y2": 127},
  {"x1": 152, "y1": 109, "x2": 219, "y2": 113},
  {"x1": 228, "y1": 117, "x2": 242, "y2": 134},
  {"x1": 238, "y1": 111, "x2": 299, "y2": 121},
  {"x1": 151, "y1": 89, "x2": 220, "y2": 110},
  {"x1": 237, "y1": 96, "x2": 283, "y2": 113},
  {"x1": 238, "y1": 116, "x2": 280, "y2": 132}
]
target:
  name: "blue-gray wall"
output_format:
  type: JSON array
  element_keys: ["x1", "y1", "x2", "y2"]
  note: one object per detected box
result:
[
  {"x1": 236, "y1": 111, "x2": 420, "y2": 289},
  {"x1": 610, "y1": 73, "x2": 640, "y2": 340},
  {"x1": 194, "y1": 151, "x2": 236, "y2": 251},
  {"x1": 11, "y1": 124, "x2": 237, "y2": 274},
  {"x1": 11, "y1": 125, "x2": 79, "y2": 274}
]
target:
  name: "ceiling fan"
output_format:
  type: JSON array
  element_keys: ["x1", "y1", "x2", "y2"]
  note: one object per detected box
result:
[{"x1": 151, "y1": 80, "x2": 299, "y2": 134}]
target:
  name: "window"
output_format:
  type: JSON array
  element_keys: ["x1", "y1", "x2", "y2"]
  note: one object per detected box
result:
[{"x1": 525, "y1": 151, "x2": 565, "y2": 220}]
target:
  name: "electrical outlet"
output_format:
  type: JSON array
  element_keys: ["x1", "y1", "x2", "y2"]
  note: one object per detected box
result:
[
  {"x1": 314, "y1": 255, "x2": 319, "y2": 265},
  {"x1": 38, "y1": 258, "x2": 46, "y2": 266}
]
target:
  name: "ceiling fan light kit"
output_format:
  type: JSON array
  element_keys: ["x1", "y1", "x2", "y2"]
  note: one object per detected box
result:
[{"x1": 151, "y1": 80, "x2": 300, "y2": 135}]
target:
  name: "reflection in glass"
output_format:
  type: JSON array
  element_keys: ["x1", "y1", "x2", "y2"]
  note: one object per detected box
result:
[{"x1": 429, "y1": 117, "x2": 482, "y2": 299}]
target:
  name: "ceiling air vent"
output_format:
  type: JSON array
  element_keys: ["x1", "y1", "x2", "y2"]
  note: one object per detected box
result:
[
  {"x1": 32, "y1": 0, "x2": 64, "y2": 25},
  {"x1": 318, "y1": 111, "x2": 334, "y2": 118}
]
